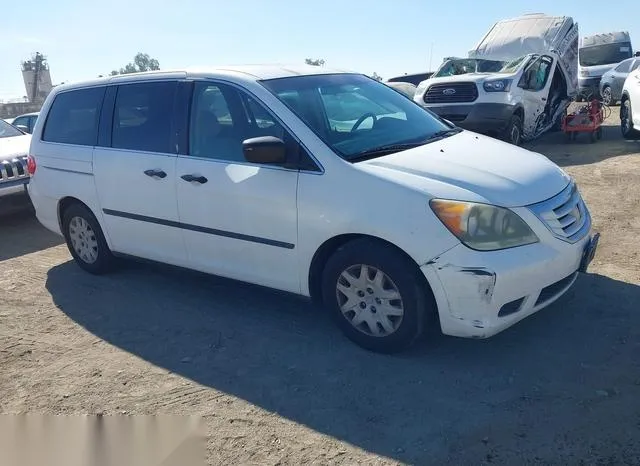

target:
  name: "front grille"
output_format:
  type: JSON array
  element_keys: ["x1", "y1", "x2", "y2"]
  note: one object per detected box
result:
[
  {"x1": 535, "y1": 272, "x2": 577, "y2": 306},
  {"x1": 423, "y1": 82, "x2": 478, "y2": 104},
  {"x1": 1, "y1": 156, "x2": 29, "y2": 184},
  {"x1": 528, "y1": 181, "x2": 591, "y2": 243}
]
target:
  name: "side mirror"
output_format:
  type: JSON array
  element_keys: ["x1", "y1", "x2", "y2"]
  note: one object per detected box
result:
[
  {"x1": 16, "y1": 125, "x2": 29, "y2": 133},
  {"x1": 242, "y1": 136, "x2": 286, "y2": 164}
]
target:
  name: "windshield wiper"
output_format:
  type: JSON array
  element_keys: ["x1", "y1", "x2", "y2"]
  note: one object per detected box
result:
[{"x1": 349, "y1": 128, "x2": 462, "y2": 162}]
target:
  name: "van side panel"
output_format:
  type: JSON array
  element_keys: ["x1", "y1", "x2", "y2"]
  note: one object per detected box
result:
[{"x1": 27, "y1": 86, "x2": 107, "y2": 242}]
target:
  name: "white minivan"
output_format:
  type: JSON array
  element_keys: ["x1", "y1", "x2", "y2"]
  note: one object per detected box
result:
[{"x1": 27, "y1": 65, "x2": 599, "y2": 353}]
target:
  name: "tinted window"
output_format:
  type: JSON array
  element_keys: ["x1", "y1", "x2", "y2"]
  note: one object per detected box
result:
[
  {"x1": 189, "y1": 82, "x2": 286, "y2": 163},
  {"x1": 112, "y1": 81, "x2": 176, "y2": 153},
  {"x1": 12, "y1": 117, "x2": 28, "y2": 127},
  {"x1": 631, "y1": 59, "x2": 640, "y2": 72},
  {"x1": 43, "y1": 87, "x2": 105, "y2": 145},
  {"x1": 579, "y1": 42, "x2": 633, "y2": 66},
  {"x1": 615, "y1": 60, "x2": 632, "y2": 73},
  {"x1": 520, "y1": 56, "x2": 553, "y2": 91}
]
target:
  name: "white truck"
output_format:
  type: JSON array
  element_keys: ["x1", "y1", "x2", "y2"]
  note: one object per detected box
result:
[
  {"x1": 414, "y1": 13, "x2": 579, "y2": 145},
  {"x1": 578, "y1": 31, "x2": 633, "y2": 100}
]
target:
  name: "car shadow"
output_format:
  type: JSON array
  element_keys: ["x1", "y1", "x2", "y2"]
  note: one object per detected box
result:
[
  {"x1": 45, "y1": 260, "x2": 640, "y2": 464},
  {"x1": 524, "y1": 124, "x2": 640, "y2": 167},
  {"x1": 0, "y1": 207, "x2": 63, "y2": 262}
]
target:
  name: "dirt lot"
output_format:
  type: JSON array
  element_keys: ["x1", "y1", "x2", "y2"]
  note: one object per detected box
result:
[{"x1": 1, "y1": 109, "x2": 639, "y2": 465}]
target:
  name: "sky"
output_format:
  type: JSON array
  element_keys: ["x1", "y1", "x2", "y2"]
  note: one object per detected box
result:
[{"x1": 1, "y1": 0, "x2": 639, "y2": 100}]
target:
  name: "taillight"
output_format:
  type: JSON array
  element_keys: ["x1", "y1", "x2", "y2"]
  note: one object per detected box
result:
[{"x1": 27, "y1": 155, "x2": 37, "y2": 175}]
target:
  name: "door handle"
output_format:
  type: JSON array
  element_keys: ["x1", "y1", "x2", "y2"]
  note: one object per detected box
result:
[
  {"x1": 144, "y1": 169, "x2": 167, "y2": 179},
  {"x1": 181, "y1": 174, "x2": 208, "y2": 184}
]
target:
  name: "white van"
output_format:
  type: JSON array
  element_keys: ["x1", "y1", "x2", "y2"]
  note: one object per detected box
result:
[
  {"x1": 414, "y1": 14, "x2": 579, "y2": 145},
  {"x1": 27, "y1": 66, "x2": 598, "y2": 353},
  {"x1": 578, "y1": 31, "x2": 633, "y2": 100}
]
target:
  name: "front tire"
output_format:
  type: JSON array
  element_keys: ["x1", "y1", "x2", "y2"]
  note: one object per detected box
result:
[
  {"x1": 621, "y1": 99, "x2": 639, "y2": 140},
  {"x1": 62, "y1": 203, "x2": 115, "y2": 274},
  {"x1": 321, "y1": 239, "x2": 434, "y2": 353},
  {"x1": 502, "y1": 114, "x2": 523, "y2": 146}
]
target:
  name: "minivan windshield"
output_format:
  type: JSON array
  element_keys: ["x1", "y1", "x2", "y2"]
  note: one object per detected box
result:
[
  {"x1": 579, "y1": 42, "x2": 633, "y2": 66},
  {"x1": 433, "y1": 58, "x2": 505, "y2": 77},
  {"x1": 261, "y1": 73, "x2": 455, "y2": 161},
  {"x1": 0, "y1": 119, "x2": 24, "y2": 138}
]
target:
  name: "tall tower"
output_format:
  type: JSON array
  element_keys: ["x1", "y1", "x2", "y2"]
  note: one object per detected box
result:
[{"x1": 21, "y1": 52, "x2": 53, "y2": 104}]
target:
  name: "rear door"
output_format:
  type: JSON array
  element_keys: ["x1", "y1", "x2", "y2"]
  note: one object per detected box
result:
[
  {"x1": 611, "y1": 59, "x2": 633, "y2": 99},
  {"x1": 93, "y1": 80, "x2": 188, "y2": 267},
  {"x1": 518, "y1": 55, "x2": 557, "y2": 134}
]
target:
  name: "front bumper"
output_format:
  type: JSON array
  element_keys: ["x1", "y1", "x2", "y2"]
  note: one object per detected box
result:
[
  {"x1": 425, "y1": 103, "x2": 515, "y2": 134},
  {"x1": 422, "y1": 226, "x2": 597, "y2": 339}
]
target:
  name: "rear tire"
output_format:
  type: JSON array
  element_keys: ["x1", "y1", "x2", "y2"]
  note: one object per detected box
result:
[
  {"x1": 62, "y1": 203, "x2": 115, "y2": 275},
  {"x1": 502, "y1": 114, "x2": 523, "y2": 146},
  {"x1": 321, "y1": 238, "x2": 434, "y2": 353},
  {"x1": 621, "y1": 99, "x2": 640, "y2": 140},
  {"x1": 601, "y1": 86, "x2": 614, "y2": 106}
]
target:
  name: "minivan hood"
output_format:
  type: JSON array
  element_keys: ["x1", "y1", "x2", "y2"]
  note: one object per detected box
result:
[
  {"x1": 356, "y1": 131, "x2": 570, "y2": 207},
  {"x1": 0, "y1": 134, "x2": 31, "y2": 160}
]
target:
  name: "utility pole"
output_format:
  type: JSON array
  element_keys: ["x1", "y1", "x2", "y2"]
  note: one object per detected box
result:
[{"x1": 32, "y1": 53, "x2": 42, "y2": 104}]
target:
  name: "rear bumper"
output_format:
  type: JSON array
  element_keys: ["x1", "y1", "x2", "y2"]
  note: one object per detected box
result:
[{"x1": 425, "y1": 103, "x2": 515, "y2": 134}]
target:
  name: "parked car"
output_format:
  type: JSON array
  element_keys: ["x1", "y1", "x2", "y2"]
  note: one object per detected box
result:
[
  {"x1": 0, "y1": 119, "x2": 31, "y2": 201},
  {"x1": 27, "y1": 67, "x2": 598, "y2": 353},
  {"x1": 599, "y1": 57, "x2": 640, "y2": 105},
  {"x1": 415, "y1": 14, "x2": 579, "y2": 145},
  {"x1": 10, "y1": 112, "x2": 39, "y2": 134},
  {"x1": 621, "y1": 66, "x2": 640, "y2": 139}
]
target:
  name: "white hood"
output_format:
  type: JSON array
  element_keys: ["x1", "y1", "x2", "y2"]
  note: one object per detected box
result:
[
  {"x1": 0, "y1": 134, "x2": 31, "y2": 161},
  {"x1": 356, "y1": 131, "x2": 570, "y2": 207}
]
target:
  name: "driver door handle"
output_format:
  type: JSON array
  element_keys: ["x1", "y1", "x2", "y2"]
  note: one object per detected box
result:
[{"x1": 181, "y1": 174, "x2": 208, "y2": 184}]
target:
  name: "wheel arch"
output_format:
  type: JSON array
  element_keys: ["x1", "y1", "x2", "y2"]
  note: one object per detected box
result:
[
  {"x1": 307, "y1": 233, "x2": 437, "y2": 310},
  {"x1": 513, "y1": 105, "x2": 524, "y2": 120}
]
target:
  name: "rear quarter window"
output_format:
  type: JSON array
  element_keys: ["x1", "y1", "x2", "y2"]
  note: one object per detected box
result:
[{"x1": 42, "y1": 87, "x2": 105, "y2": 145}]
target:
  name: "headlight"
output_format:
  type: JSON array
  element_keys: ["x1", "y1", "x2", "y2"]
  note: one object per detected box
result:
[
  {"x1": 430, "y1": 199, "x2": 539, "y2": 251},
  {"x1": 580, "y1": 70, "x2": 589, "y2": 77},
  {"x1": 483, "y1": 79, "x2": 512, "y2": 92}
]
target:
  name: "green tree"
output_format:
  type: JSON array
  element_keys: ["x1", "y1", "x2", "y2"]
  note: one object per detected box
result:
[
  {"x1": 305, "y1": 58, "x2": 325, "y2": 66},
  {"x1": 110, "y1": 53, "x2": 161, "y2": 75}
]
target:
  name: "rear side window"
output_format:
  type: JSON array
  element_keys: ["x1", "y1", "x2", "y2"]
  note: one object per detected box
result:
[
  {"x1": 43, "y1": 87, "x2": 105, "y2": 145},
  {"x1": 615, "y1": 60, "x2": 632, "y2": 73},
  {"x1": 112, "y1": 81, "x2": 176, "y2": 154}
]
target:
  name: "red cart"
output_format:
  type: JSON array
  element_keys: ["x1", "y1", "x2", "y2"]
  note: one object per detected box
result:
[{"x1": 562, "y1": 98, "x2": 604, "y2": 143}]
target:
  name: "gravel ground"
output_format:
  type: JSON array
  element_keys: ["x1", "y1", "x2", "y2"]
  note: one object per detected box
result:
[{"x1": 1, "y1": 108, "x2": 639, "y2": 465}]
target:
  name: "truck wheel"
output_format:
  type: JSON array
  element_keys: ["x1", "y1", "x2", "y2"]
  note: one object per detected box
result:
[
  {"x1": 321, "y1": 238, "x2": 434, "y2": 353},
  {"x1": 502, "y1": 114, "x2": 523, "y2": 145}
]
